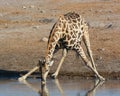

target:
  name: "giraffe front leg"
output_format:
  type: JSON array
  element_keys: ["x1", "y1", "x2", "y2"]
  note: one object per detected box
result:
[
  {"x1": 76, "y1": 45, "x2": 105, "y2": 81},
  {"x1": 18, "y1": 66, "x2": 39, "y2": 81},
  {"x1": 51, "y1": 49, "x2": 67, "y2": 79}
]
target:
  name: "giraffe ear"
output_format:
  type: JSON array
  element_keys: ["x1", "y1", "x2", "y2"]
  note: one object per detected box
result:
[{"x1": 49, "y1": 60, "x2": 54, "y2": 66}]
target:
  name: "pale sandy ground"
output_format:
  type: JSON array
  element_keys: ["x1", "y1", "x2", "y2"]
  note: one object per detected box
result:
[{"x1": 0, "y1": 0, "x2": 120, "y2": 79}]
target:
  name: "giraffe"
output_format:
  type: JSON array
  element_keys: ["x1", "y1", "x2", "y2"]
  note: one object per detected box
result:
[{"x1": 18, "y1": 12, "x2": 105, "y2": 83}]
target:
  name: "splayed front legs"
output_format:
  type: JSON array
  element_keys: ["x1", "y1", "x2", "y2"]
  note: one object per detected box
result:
[
  {"x1": 18, "y1": 66, "x2": 39, "y2": 81},
  {"x1": 51, "y1": 49, "x2": 67, "y2": 79},
  {"x1": 18, "y1": 59, "x2": 50, "y2": 84}
]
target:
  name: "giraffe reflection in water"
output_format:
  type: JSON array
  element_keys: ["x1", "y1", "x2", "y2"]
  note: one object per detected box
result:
[
  {"x1": 20, "y1": 79, "x2": 104, "y2": 96},
  {"x1": 19, "y1": 79, "x2": 49, "y2": 96},
  {"x1": 85, "y1": 79, "x2": 104, "y2": 96}
]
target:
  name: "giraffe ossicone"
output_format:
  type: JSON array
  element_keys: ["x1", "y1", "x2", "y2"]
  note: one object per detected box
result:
[{"x1": 18, "y1": 12, "x2": 105, "y2": 83}]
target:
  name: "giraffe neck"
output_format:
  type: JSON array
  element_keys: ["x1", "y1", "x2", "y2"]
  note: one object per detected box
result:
[
  {"x1": 45, "y1": 23, "x2": 61, "y2": 64},
  {"x1": 45, "y1": 42, "x2": 54, "y2": 64},
  {"x1": 45, "y1": 16, "x2": 66, "y2": 64}
]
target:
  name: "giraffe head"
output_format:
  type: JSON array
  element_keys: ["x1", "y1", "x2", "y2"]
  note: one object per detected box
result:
[{"x1": 39, "y1": 57, "x2": 54, "y2": 83}]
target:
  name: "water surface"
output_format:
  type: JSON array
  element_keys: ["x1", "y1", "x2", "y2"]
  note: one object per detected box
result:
[{"x1": 0, "y1": 79, "x2": 120, "y2": 96}]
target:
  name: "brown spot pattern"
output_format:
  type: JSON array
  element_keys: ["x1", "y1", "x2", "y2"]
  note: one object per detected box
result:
[{"x1": 46, "y1": 12, "x2": 89, "y2": 63}]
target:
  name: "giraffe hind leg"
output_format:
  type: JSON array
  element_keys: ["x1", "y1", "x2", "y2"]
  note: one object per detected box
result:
[
  {"x1": 83, "y1": 29, "x2": 97, "y2": 70},
  {"x1": 76, "y1": 45, "x2": 105, "y2": 81},
  {"x1": 51, "y1": 49, "x2": 67, "y2": 79}
]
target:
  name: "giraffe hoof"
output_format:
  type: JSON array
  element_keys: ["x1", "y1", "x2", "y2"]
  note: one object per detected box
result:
[
  {"x1": 18, "y1": 76, "x2": 26, "y2": 82},
  {"x1": 99, "y1": 77, "x2": 105, "y2": 81},
  {"x1": 51, "y1": 74, "x2": 57, "y2": 79},
  {"x1": 18, "y1": 77, "x2": 23, "y2": 82}
]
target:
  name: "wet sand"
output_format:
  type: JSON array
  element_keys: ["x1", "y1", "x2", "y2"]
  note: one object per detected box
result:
[{"x1": 0, "y1": 0, "x2": 120, "y2": 79}]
